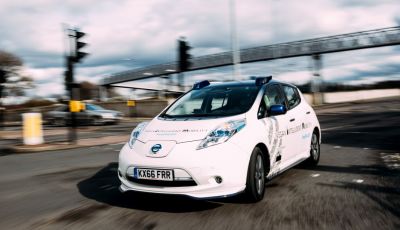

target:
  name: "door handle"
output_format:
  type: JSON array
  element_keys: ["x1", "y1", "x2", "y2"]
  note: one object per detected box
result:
[
  {"x1": 306, "y1": 111, "x2": 311, "y2": 114},
  {"x1": 290, "y1": 118, "x2": 295, "y2": 122}
]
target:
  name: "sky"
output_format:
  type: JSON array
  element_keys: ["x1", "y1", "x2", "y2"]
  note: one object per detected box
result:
[{"x1": 0, "y1": 0, "x2": 399, "y2": 98}]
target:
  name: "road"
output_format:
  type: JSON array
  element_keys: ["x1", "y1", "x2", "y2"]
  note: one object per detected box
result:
[{"x1": 0, "y1": 98, "x2": 399, "y2": 230}]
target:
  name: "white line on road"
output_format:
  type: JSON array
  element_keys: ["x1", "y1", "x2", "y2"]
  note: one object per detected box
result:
[
  {"x1": 321, "y1": 124, "x2": 354, "y2": 131},
  {"x1": 334, "y1": 146, "x2": 341, "y2": 149},
  {"x1": 110, "y1": 142, "x2": 125, "y2": 145},
  {"x1": 311, "y1": 174, "x2": 320, "y2": 177},
  {"x1": 352, "y1": 179, "x2": 364, "y2": 183}
]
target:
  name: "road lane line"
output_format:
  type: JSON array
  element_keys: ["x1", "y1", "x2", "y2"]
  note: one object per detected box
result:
[{"x1": 321, "y1": 124, "x2": 354, "y2": 131}]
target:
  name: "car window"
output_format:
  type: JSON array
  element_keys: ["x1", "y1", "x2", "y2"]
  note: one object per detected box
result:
[
  {"x1": 55, "y1": 106, "x2": 68, "y2": 112},
  {"x1": 86, "y1": 104, "x2": 105, "y2": 111},
  {"x1": 258, "y1": 85, "x2": 286, "y2": 119},
  {"x1": 210, "y1": 93, "x2": 228, "y2": 111},
  {"x1": 282, "y1": 85, "x2": 301, "y2": 109}
]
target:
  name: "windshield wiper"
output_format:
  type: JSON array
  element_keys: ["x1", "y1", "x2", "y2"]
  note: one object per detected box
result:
[
  {"x1": 160, "y1": 114, "x2": 175, "y2": 118},
  {"x1": 161, "y1": 113, "x2": 227, "y2": 118}
]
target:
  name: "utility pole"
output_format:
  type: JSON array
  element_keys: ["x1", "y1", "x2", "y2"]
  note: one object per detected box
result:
[
  {"x1": 64, "y1": 27, "x2": 89, "y2": 143},
  {"x1": 230, "y1": 0, "x2": 241, "y2": 80}
]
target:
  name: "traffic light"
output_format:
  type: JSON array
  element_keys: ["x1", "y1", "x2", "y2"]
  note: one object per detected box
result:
[
  {"x1": 64, "y1": 57, "x2": 73, "y2": 91},
  {"x1": 178, "y1": 38, "x2": 192, "y2": 72},
  {"x1": 73, "y1": 30, "x2": 88, "y2": 63}
]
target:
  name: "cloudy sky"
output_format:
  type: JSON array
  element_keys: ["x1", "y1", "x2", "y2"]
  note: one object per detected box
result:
[{"x1": 1, "y1": 0, "x2": 399, "y2": 98}]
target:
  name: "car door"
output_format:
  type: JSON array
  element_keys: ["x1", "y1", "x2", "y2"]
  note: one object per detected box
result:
[
  {"x1": 258, "y1": 84, "x2": 290, "y2": 168},
  {"x1": 281, "y1": 84, "x2": 305, "y2": 158}
]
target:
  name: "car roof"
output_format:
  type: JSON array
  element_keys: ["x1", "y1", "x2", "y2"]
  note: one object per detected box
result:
[{"x1": 204, "y1": 79, "x2": 293, "y2": 89}]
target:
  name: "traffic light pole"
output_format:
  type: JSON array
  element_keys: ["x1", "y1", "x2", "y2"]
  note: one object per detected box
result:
[
  {"x1": 64, "y1": 27, "x2": 89, "y2": 143},
  {"x1": 0, "y1": 70, "x2": 5, "y2": 130},
  {"x1": 65, "y1": 56, "x2": 77, "y2": 143}
]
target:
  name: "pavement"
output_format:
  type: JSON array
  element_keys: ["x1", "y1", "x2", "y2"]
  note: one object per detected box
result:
[
  {"x1": 0, "y1": 117, "x2": 151, "y2": 154},
  {"x1": 0, "y1": 97, "x2": 399, "y2": 229}
]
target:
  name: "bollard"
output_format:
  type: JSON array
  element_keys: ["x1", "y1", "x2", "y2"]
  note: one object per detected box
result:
[{"x1": 22, "y1": 113, "x2": 44, "y2": 145}]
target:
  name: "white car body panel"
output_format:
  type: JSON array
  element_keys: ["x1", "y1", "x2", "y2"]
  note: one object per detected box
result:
[{"x1": 118, "y1": 80, "x2": 321, "y2": 199}]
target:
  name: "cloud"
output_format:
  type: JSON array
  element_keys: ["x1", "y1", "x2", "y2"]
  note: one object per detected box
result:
[{"x1": 0, "y1": 0, "x2": 399, "y2": 98}]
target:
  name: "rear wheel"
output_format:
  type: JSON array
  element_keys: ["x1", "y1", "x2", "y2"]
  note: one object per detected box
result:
[
  {"x1": 305, "y1": 131, "x2": 320, "y2": 166},
  {"x1": 245, "y1": 147, "x2": 265, "y2": 202},
  {"x1": 53, "y1": 118, "x2": 66, "y2": 127}
]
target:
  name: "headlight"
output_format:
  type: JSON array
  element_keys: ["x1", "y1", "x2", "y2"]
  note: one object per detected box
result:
[
  {"x1": 197, "y1": 119, "x2": 246, "y2": 150},
  {"x1": 128, "y1": 122, "x2": 149, "y2": 148}
]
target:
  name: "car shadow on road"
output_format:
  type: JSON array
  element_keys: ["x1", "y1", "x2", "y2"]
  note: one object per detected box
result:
[{"x1": 77, "y1": 162, "x2": 223, "y2": 213}]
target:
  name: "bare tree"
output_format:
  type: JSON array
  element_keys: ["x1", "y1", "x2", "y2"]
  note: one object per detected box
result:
[
  {"x1": 0, "y1": 50, "x2": 23, "y2": 97},
  {"x1": 0, "y1": 50, "x2": 34, "y2": 98}
]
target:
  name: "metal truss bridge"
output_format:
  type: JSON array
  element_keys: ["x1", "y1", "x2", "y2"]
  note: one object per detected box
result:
[{"x1": 102, "y1": 26, "x2": 400, "y2": 86}]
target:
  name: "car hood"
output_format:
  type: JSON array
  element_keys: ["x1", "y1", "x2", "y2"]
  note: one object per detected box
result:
[{"x1": 138, "y1": 114, "x2": 246, "y2": 143}]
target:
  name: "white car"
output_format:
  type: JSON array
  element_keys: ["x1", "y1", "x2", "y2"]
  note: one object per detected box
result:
[{"x1": 118, "y1": 77, "x2": 321, "y2": 202}]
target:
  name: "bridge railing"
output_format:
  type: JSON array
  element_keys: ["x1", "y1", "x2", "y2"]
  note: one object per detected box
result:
[{"x1": 102, "y1": 26, "x2": 400, "y2": 85}]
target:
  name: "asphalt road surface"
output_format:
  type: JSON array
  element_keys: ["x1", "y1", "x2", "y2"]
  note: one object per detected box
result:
[{"x1": 0, "y1": 98, "x2": 399, "y2": 230}]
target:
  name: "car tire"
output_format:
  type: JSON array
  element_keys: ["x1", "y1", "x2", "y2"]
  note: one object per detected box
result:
[
  {"x1": 305, "y1": 131, "x2": 320, "y2": 167},
  {"x1": 91, "y1": 117, "x2": 104, "y2": 126},
  {"x1": 53, "y1": 118, "x2": 66, "y2": 127},
  {"x1": 245, "y1": 147, "x2": 265, "y2": 202}
]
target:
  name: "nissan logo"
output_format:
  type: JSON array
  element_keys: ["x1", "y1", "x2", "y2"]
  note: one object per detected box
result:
[{"x1": 151, "y1": 144, "x2": 162, "y2": 154}]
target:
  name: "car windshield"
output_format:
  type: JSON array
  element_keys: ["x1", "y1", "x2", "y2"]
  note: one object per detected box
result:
[
  {"x1": 86, "y1": 104, "x2": 105, "y2": 111},
  {"x1": 161, "y1": 84, "x2": 260, "y2": 118}
]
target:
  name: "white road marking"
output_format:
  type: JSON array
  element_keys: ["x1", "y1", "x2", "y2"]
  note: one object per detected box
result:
[
  {"x1": 311, "y1": 174, "x2": 320, "y2": 177},
  {"x1": 363, "y1": 147, "x2": 369, "y2": 150},
  {"x1": 110, "y1": 142, "x2": 125, "y2": 145},
  {"x1": 380, "y1": 153, "x2": 400, "y2": 169},
  {"x1": 105, "y1": 186, "x2": 116, "y2": 191},
  {"x1": 321, "y1": 124, "x2": 354, "y2": 131},
  {"x1": 352, "y1": 179, "x2": 364, "y2": 183},
  {"x1": 100, "y1": 185, "x2": 112, "y2": 189},
  {"x1": 334, "y1": 146, "x2": 341, "y2": 149}
]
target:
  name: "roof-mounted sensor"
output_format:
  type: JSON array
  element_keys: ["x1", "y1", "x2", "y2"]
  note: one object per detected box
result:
[
  {"x1": 255, "y1": 76, "x2": 272, "y2": 86},
  {"x1": 193, "y1": 80, "x2": 210, "y2": 90}
]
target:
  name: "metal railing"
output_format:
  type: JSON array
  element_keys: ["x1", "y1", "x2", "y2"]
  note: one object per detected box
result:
[{"x1": 102, "y1": 26, "x2": 400, "y2": 85}]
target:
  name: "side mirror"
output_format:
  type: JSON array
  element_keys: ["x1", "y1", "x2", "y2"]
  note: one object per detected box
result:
[{"x1": 269, "y1": 104, "x2": 287, "y2": 116}]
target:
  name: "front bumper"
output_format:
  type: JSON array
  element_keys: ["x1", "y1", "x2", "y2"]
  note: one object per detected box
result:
[{"x1": 118, "y1": 140, "x2": 249, "y2": 199}]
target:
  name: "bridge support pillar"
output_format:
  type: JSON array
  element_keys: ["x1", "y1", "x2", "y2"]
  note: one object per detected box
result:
[{"x1": 311, "y1": 54, "x2": 324, "y2": 105}]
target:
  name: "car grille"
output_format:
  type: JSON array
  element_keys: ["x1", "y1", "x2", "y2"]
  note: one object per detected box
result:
[{"x1": 126, "y1": 176, "x2": 197, "y2": 187}]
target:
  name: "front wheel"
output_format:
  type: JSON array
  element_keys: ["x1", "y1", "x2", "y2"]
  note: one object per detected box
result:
[
  {"x1": 91, "y1": 117, "x2": 104, "y2": 126},
  {"x1": 245, "y1": 147, "x2": 265, "y2": 202}
]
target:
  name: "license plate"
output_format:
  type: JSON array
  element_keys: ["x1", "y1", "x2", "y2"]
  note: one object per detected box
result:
[{"x1": 133, "y1": 168, "x2": 174, "y2": 181}]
